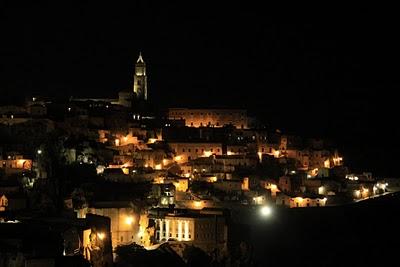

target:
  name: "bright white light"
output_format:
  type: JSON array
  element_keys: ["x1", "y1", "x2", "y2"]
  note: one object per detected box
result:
[
  {"x1": 203, "y1": 151, "x2": 212, "y2": 157},
  {"x1": 97, "y1": 232, "x2": 105, "y2": 240},
  {"x1": 37, "y1": 150, "x2": 42, "y2": 155},
  {"x1": 193, "y1": 201, "x2": 202, "y2": 208},
  {"x1": 260, "y1": 206, "x2": 272, "y2": 217},
  {"x1": 125, "y1": 216, "x2": 134, "y2": 225},
  {"x1": 155, "y1": 164, "x2": 162, "y2": 170}
]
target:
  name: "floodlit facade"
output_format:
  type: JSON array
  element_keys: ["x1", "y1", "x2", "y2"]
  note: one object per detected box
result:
[
  {"x1": 78, "y1": 205, "x2": 140, "y2": 250},
  {"x1": 133, "y1": 52, "x2": 148, "y2": 100},
  {"x1": 277, "y1": 194, "x2": 327, "y2": 208},
  {"x1": 168, "y1": 108, "x2": 248, "y2": 129},
  {"x1": 0, "y1": 154, "x2": 32, "y2": 175},
  {"x1": 154, "y1": 212, "x2": 227, "y2": 253},
  {"x1": 169, "y1": 142, "x2": 223, "y2": 163}
]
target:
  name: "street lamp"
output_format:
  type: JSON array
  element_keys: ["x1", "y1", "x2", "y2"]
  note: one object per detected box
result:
[
  {"x1": 97, "y1": 232, "x2": 105, "y2": 240},
  {"x1": 260, "y1": 206, "x2": 272, "y2": 217},
  {"x1": 125, "y1": 216, "x2": 134, "y2": 225}
]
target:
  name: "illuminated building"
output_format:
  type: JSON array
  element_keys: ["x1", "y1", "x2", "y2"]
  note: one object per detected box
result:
[
  {"x1": 133, "y1": 52, "x2": 148, "y2": 101},
  {"x1": 186, "y1": 198, "x2": 219, "y2": 210},
  {"x1": 277, "y1": 194, "x2": 327, "y2": 208},
  {"x1": 77, "y1": 203, "x2": 140, "y2": 250},
  {"x1": 260, "y1": 180, "x2": 280, "y2": 198},
  {"x1": 226, "y1": 144, "x2": 248, "y2": 155},
  {"x1": 172, "y1": 178, "x2": 189, "y2": 192},
  {"x1": 117, "y1": 52, "x2": 148, "y2": 107},
  {"x1": 153, "y1": 176, "x2": 189, "y2": 193},
  {"x1": 132, "y1": 149, "x2": 169, "y2": 169},
  {"x1": 214, "y1": 154, "x2": 258, "y2": 169},
  {"x1": 152, "y1": 209, "x2": 228, "y2": 253},
  {"x1": 257, "y1": 143, "x2": 280, "y2": 158},
  {"x1": 252, "y1": 195, "x2": 267, "y2": 205},
  {"x1": 0, "y1": 153, "x2": 32, "y2": 176},
  {"x1": 0, "y1": 195, "x2": 8, "y2": 211},
  {"x1": 242, "y1": 177, "x2": 249, "y2": 191},
  {"x1": 169, "y1": 142, "x2": 223, "y2": 163},
  {"x1": 168, "y1": 108, "x2": 248, "y2": 129},
  {"x1": 289, "y1": 196, "x2": 327, "y2": 208},
  {"x1": 213, "y1": 179, "x2": 243, "y2": 193},
  {"x1": 346, "y1": 172, "x2": 373, "y2": 182},
  {"x1": 151, "y1": 183, "x2": 176, "y2": 207}
]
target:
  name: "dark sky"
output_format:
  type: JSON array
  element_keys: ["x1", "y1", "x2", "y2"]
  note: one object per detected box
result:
[{"x1": 1, "y1": 3, "x2": 399, "y2": 176}]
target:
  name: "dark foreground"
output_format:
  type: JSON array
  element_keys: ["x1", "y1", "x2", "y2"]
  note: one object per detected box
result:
[{"x1": 232, "y1": 193, "x2": 400, "y2": 267}]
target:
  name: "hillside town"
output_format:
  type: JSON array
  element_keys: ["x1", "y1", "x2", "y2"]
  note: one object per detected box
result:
[{"x1": 1, "y1": 54, "x2": 399, "y2": 267}]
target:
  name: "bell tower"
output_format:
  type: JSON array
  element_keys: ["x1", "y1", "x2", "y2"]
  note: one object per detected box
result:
[{"x1": 133, "y1": 52, "x2": 148, "y2": 100}]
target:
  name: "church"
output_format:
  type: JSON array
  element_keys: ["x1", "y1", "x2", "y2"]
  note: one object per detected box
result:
[
  {"x1": 71, "y1": 52, "x2": 149, "y2": 111},
  {"x1": 117, "y1": 52, "x2": 148, "y2": 108}
]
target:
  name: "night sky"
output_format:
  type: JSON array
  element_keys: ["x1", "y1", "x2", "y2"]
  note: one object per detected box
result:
[{"x1": 1, "y1": 3, "x2": 399, "y2": 176}]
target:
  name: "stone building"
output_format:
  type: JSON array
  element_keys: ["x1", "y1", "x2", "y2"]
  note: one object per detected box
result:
[{"x1": 168, "y1": 108, "x2": 248, "y2": 129}]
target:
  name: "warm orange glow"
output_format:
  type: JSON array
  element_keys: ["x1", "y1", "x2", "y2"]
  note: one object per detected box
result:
[
  {"x1": 318, "y1": 186, "x2": 325, "y2": 195},
  {"x1": 122, "y1": 167, "x2": 129, "y2": 175},
  {"x1": 203, "y1": 151, "x2": 212, "y2": 157},
  {"x1": 153, "y1": 177, "x2": 164, "y2": 184},
  {"x1": 154, "y1": 164, "x2": 162, "y2": 170},
  {"x1": 148, "y1": 138, "x2": 157, "y2": 144},
  {"x1": 274, "y1": 150, "x2": 280, "y2": 157},
  {"x1": 257, "y1": 152, "x2": 262, "y2": 162},
  {"x1": 193, "y1": 201, "x2": 202, "y2": 208},
  {"x1": 242, "y1": 177, "x2": 249, "y2": 191},
  {"x1": 173, "y1": 179, "x2": 189, "y2": 192},
  {"x1": 115, "y1": 139, "x2": 120, "y2": 146},
  {"x1": 296, "y1": 197, "x2": 303, "y2": 203},
  {"x1": 97, "y1": 232, "x2": 105, "y2": 240},
  {"x1": 174, "y1": 155, "x2": 182, "y2": 161},
  {"x1": 324, "y1": 159, "x2": 331, "y2": 168},
  {"x1": 253, "y1": 196, "x2": 264, "y2": 205},
  {"x1": 206, "y1": 176, "x2": 217, "y2": 183},
  {"x1": 125, "y1": 216, "x2": 134, "y2": 225}
]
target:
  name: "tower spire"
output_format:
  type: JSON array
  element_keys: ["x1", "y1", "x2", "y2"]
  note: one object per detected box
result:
[
  {"x1": 137, "y1": 51, "x2": 144, "y2": 63},
  {"x1": 133, "y1": 52, "x2": 147, "y2": 100}
]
